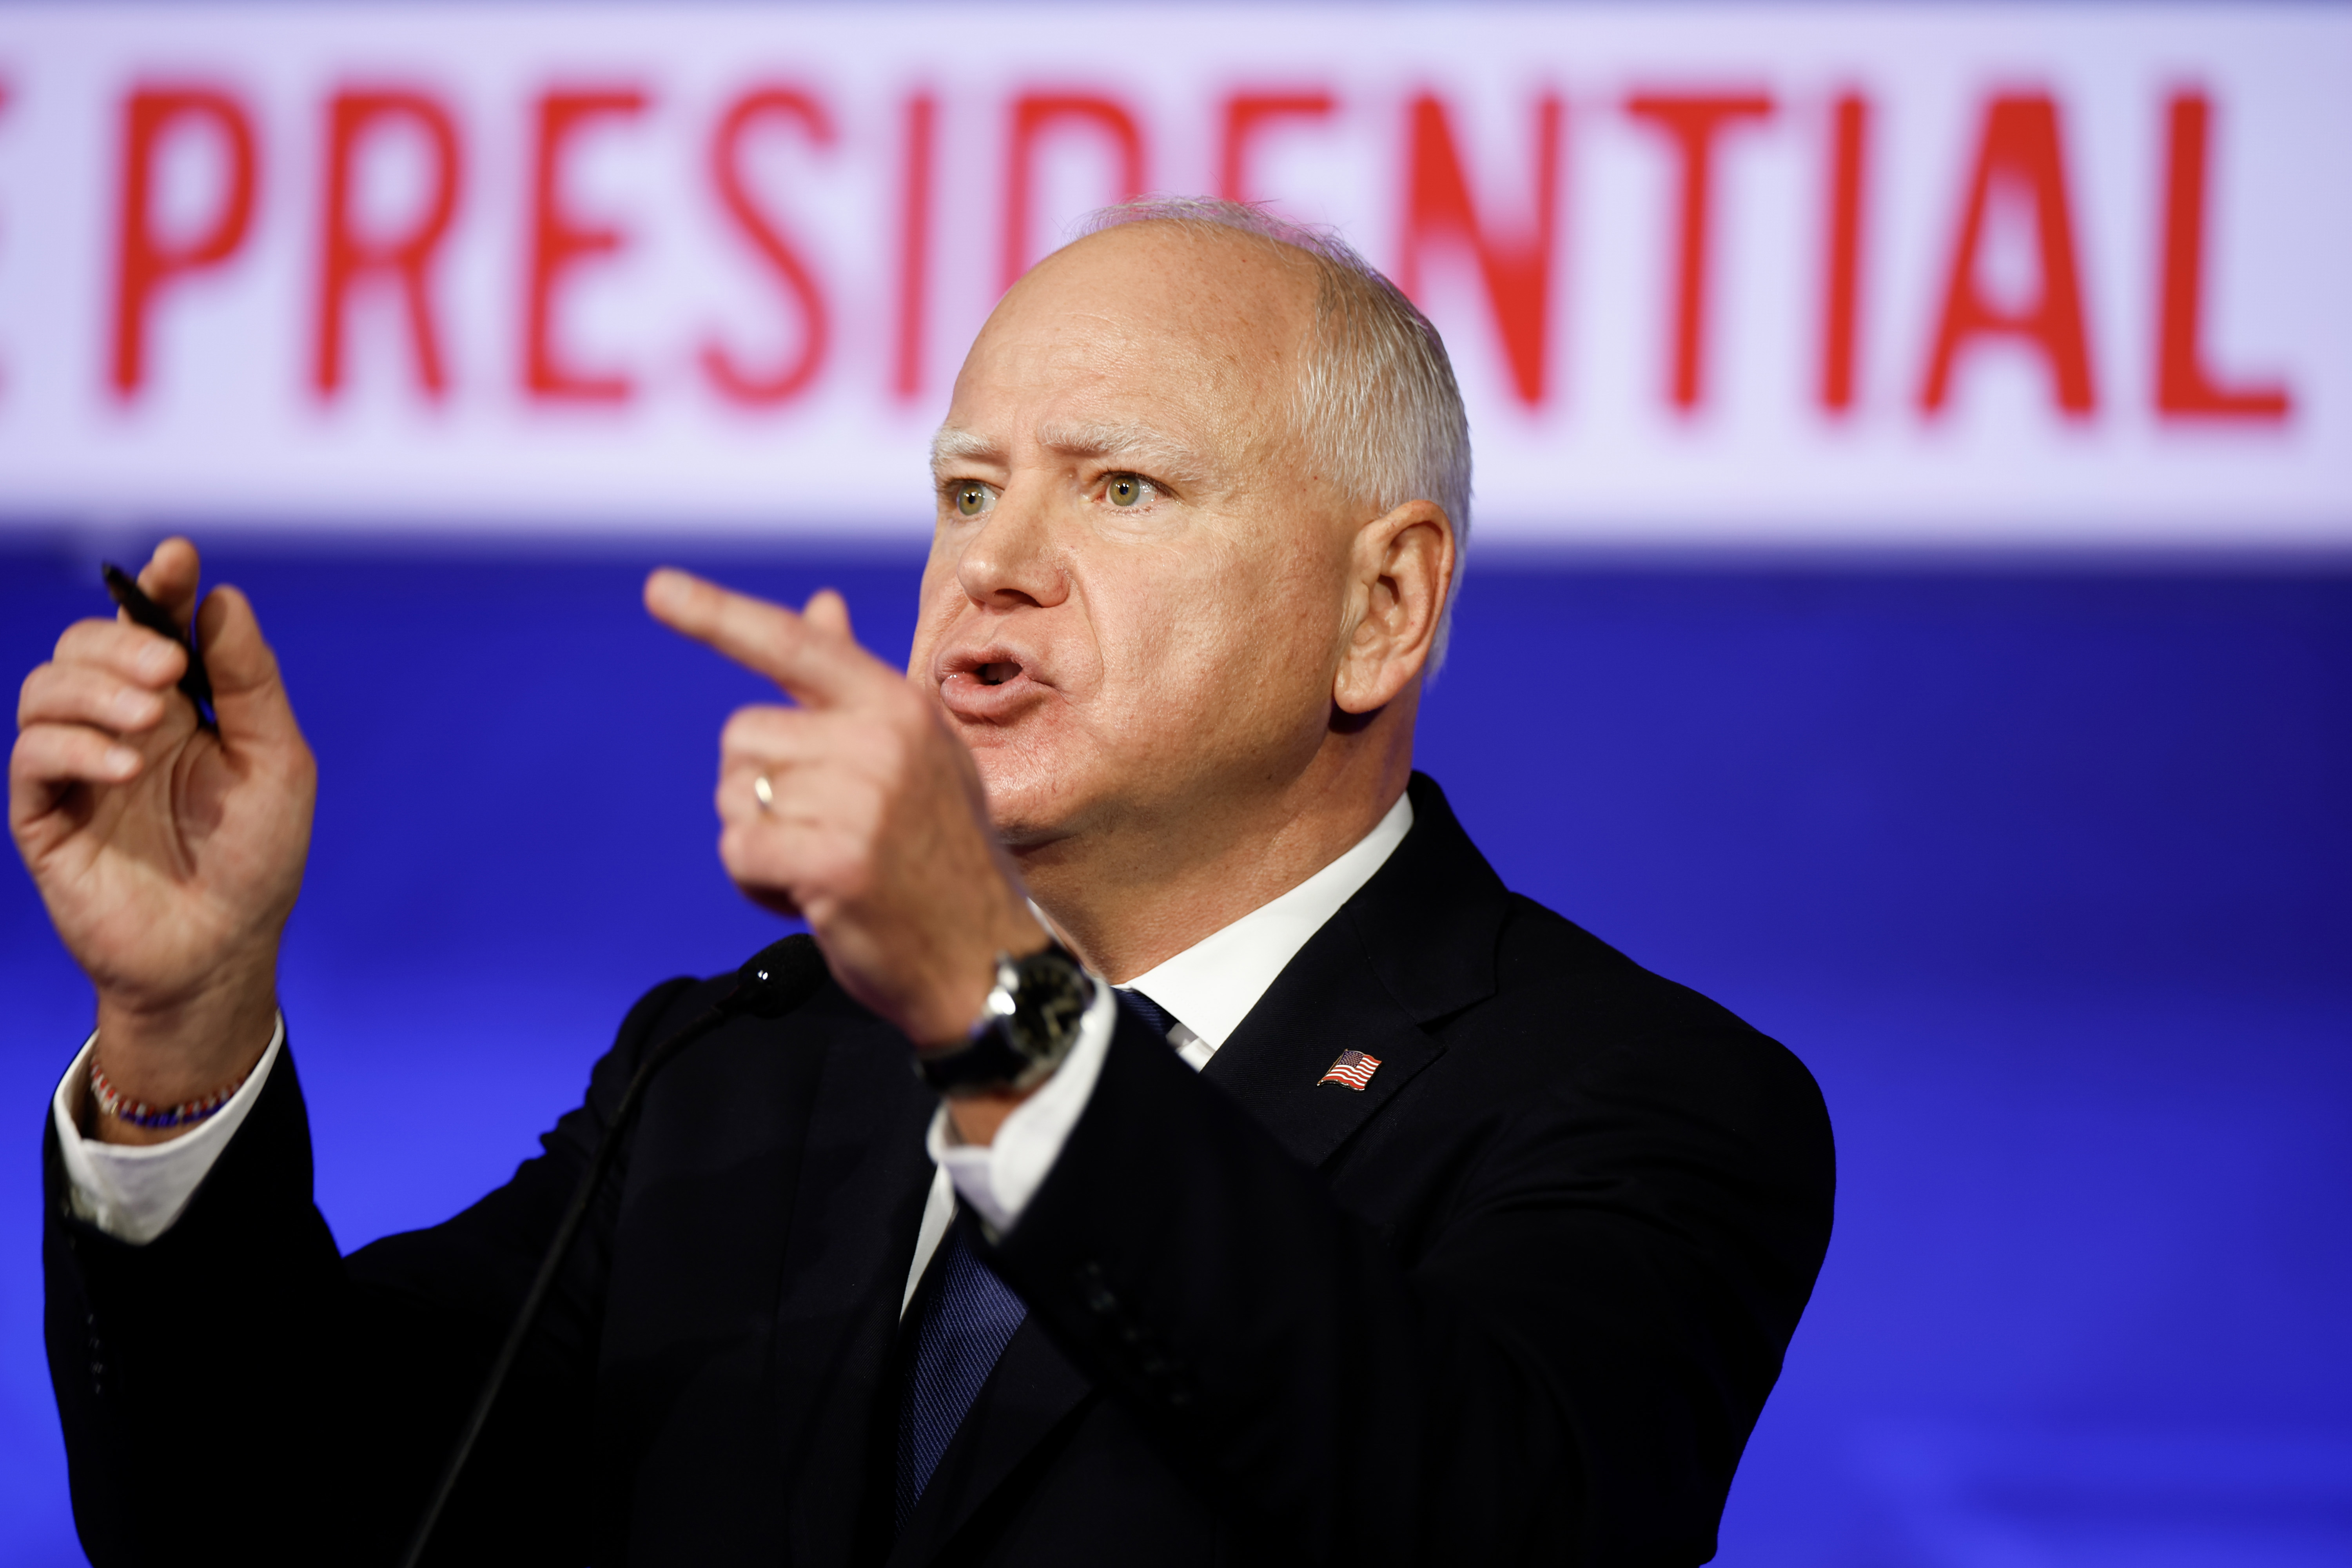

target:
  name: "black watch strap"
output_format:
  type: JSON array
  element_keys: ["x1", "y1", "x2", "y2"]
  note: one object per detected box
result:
[{"x1": 915, "y1": 1027, "x2": 1036, "y2": 1096}]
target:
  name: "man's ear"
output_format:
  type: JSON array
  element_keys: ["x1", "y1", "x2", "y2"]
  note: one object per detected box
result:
[{"x1": 1334, "y1": 499, "x2": 1456, "y2": 715}]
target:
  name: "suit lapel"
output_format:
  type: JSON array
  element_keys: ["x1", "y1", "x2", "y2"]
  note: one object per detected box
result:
[
  {"x1": 1201, "y1": 773, "x2": 1509, "y2": 1169},
  {"x1": 1200, "y1": 933, "x2": 1442, "y2": 1168}
]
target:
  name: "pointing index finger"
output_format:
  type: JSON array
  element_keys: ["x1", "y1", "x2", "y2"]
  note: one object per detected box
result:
[{"x1": 644, "y1": 568, "x2": 873, "y2": 707}]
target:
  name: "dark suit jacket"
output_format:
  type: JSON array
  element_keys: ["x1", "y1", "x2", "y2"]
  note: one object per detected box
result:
[{"x1": 45, "y1": 774, "x2": 1834, "y2": 1566}]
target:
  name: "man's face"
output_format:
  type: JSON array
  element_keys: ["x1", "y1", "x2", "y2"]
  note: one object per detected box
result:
[{"x1": 909, "y1": 224, "x2": 1361, "y2": 851}]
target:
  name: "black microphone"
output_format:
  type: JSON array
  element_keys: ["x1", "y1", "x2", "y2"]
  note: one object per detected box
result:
[
  {"x1": 726, "y1": 933, "x2": 831, "y2": 1020},
  {"x1": 397, "y1": 934, "x2": 828, "y2": 1568}
]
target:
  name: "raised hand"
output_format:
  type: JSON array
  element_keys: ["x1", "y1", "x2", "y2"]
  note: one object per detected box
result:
[
  {"x1": 11, "y1": 539, "x2": 315, "y2": 1143},
  {"x1": 643, "y1": 569, "x2": 1047, "y2": 1049}
]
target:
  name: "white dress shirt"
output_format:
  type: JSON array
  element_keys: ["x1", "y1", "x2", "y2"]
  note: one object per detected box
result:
[{"x1": 54, "y1": 793, "x2": 1416, "y2": 1320}]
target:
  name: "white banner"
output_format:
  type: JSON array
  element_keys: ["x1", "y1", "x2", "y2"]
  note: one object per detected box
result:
[{"x1": 0, "y1": 2, "x2": 2345, "y2": 545}]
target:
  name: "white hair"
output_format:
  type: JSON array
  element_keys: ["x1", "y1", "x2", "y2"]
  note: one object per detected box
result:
[{"x1": 1073, "y1": 196, "x2": 1474, "y2": 672}]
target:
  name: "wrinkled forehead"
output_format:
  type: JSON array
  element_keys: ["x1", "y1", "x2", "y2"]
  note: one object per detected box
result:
[{"x1": 944, "y1": 224, "x2": 1320, "y2": 474}]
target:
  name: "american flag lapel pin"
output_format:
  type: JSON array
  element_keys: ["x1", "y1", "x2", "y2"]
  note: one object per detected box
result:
[{"x1": 1318, "y1": 1050, "x2": 1381, "y2": 1091}]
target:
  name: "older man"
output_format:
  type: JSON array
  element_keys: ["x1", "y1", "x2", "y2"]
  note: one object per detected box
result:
[{"x1": 16, "y1": 201, "x2": 1833, "y2": 1566}]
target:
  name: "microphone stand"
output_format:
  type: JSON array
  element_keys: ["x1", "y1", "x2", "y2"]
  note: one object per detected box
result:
[{"x1": 396, "y1": 935, "x2": 825, "y2": 1568}]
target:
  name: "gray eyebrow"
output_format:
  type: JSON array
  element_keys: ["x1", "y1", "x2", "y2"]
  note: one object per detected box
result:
[
  {"x1": 1032, "y1": 420, "x2": 1213, "y2": 487},
  {"x1": 930, "y1": 420, "x2": 1217, "y2": 490},
  {"x1": 929, "y1": 426, "x2": 1000, "y2": 480}
]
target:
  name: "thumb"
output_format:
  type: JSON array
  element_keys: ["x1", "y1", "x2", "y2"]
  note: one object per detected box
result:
[
  {"x1": 137, "y1": 535, "x2": 203, "y2": 633},
  {"x1": 195, "y1": 585, "x2": 305, "y2": 751}
]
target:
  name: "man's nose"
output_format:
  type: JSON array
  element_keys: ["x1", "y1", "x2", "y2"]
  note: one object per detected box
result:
[{"x1": 955, "y1": 484, "x2": 1068, "y2": 611}]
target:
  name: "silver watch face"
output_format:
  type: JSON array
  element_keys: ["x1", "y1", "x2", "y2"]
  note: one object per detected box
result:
[{"x1": 1001, "y1": 949, "x2": 1091, "y2": 1066}]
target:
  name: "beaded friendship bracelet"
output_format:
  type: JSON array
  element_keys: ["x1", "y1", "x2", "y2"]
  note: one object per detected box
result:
[{"x1": 87, "y1": 1057, "x2": 252, "y2": 1130}]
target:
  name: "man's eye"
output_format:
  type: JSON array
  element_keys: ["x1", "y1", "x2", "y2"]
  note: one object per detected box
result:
[
  {"x1": 1106, "y1": 474, "x2": 1152, "y2": 508},
  {"x1": 954, "y1": 483, "x2": 996, "y2": 517}
]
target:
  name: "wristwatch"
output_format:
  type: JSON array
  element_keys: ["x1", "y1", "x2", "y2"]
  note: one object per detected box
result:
[{"x1": 915, "y1": 942, "x2": 1094, "y2": 1097}]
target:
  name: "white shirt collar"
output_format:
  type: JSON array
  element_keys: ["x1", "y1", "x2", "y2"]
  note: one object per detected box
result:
[{"x1": 1116, "y1": 790, "x2": 1414, "y2": 1069}]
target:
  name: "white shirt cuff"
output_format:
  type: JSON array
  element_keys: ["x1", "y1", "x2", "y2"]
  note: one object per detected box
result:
[
  {"x1": 52, "y1": 1015, "x2": 286, "y2": 1246},
  {"x1": 926, "y1": 973, "x2": 1118, "y2": 1235}
]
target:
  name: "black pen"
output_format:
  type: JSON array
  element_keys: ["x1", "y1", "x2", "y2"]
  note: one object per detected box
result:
[{"x1": 102, "y1": 562, "x2": 219, "y2": 735}]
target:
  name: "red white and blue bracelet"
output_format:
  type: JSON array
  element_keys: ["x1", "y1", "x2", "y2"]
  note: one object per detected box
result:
[{"x1": 87, "y1": 1057, "x2": 251, "y2": 1130}]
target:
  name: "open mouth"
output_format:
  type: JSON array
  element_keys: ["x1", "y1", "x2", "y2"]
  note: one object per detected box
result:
[{"x1": 936, "y1": 648, "x2": 1046, "y2": 719}]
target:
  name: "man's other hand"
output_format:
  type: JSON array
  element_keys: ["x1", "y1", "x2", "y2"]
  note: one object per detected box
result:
[
  {"x1": 645, "y1": 569, "x2": 1048, "y2": 1052},
  {"x1": 11, "y1": 538, "x2": 314, "y2": 1144}
]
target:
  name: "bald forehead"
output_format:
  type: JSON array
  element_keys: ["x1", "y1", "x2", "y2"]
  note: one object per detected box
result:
[
  {"x1": 941, "y1": 221, "x2": 1333, "y2": 502},
  {"x1": 997, "y1": 223, "x2": 1318, "y2": 387},
  {"x1": 1033, "y1": 220, "x2": 1318, "y2": 320}
]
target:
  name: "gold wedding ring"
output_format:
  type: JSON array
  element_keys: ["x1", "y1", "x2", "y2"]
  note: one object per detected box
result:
[{"x1": 753, "y1": 773, "x2": 776, "y2": 812}]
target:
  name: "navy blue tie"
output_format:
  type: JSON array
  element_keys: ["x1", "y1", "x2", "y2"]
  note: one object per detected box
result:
[
  {"x1": 897, "y1": 1225, "x2": 1027, "y2": 1525},
  {"x1": 1118, "y1": 987, "x2": 1177, "y2": 1038},
  {"x1": 895, "y1": 994, "x2": 1180, "y2": 1526}
]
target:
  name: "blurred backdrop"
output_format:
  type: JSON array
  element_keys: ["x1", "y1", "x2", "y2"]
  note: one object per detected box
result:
[{"x1": 3, "y1": 4, "x2": 2349, "y2": 1565}]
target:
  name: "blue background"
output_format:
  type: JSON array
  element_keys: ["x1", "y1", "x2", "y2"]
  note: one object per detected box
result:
[{"x1": 3, "y1": 539, "x2": 2348, "y2": 1565}]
